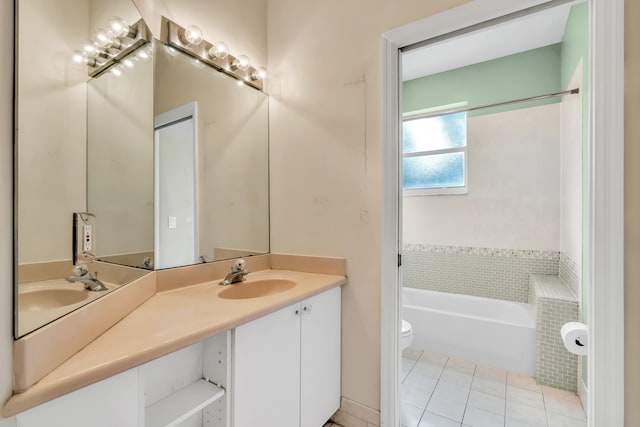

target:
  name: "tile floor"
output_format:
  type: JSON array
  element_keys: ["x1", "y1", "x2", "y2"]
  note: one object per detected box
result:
[{"x1": 401, "y1": 347, "x2": 587, "y2": 427}]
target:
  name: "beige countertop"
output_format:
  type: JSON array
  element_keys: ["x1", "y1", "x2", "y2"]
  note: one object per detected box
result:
[{"x1": 3, "y1": 268, "x2": 346, "y2": 417}]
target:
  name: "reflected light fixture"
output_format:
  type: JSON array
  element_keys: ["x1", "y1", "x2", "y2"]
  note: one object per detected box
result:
[
  {"x1": 108, "y1": 16, "x2": 133, "y2": 38},
  {"x1": 93, "y1": 28, "x2": 112, "y2": 47},
  {"x1": 72, "y1": 18, "x2": 150, "y2": 77}
]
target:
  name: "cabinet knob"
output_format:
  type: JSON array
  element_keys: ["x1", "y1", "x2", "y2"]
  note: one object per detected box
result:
[
  {"x1": 303, "y1": 305, "x2": 312, "y2": 313},
  {"x1": 295, "y1": 309, "x2": 300, "y2": 315}
]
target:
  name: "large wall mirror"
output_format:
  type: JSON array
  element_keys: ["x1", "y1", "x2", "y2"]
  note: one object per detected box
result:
[{"x1": 15, "y1": 1, "x2": 270, "y2": 337}]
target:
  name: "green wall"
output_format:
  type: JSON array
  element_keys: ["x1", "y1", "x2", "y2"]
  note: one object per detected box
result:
[
  {"x1": 402, "y1": 44, "x2": 562, "y2": 116},
  {"x1": 560, "y1": 1, "x2": 590, "y2": 387}
]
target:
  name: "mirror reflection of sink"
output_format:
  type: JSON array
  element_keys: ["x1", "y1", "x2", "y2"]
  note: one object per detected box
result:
[
  {"x1": 218, "y1": 279, "x2": 296, "y2": 300},
  {"x1": 19, "y1": 289, "x2": 91, "y2": 311}
]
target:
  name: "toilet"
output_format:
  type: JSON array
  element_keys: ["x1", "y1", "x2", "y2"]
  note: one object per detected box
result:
[{"x1": 401, "y1": 319, "x2": 413, "y2": 350}]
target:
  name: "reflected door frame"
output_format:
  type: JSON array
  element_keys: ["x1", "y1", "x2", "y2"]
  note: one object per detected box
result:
[
  {"x1": 380, "y1": 0, "x2": 624, "y2": 426},
  {"x1": 154, "y1": 102, "x2": 199, "y2": 269}
]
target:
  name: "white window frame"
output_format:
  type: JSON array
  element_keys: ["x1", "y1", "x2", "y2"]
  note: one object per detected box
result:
[{"x1": 402, "y1": 109, "x2": 468, "y2": 196}]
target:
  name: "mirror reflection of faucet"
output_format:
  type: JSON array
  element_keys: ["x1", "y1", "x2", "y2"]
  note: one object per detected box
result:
[
  {"x1": 65, "y1": 265, "x2": 109, "y2": 292},
  {"x1": 219, "y1": 259, "x2": 249, "y2": 286}
]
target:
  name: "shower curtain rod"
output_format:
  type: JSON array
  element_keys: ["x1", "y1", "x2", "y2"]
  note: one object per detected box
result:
[{"x1": 404, "y1": 88, "x2": 580, "y2": 120}]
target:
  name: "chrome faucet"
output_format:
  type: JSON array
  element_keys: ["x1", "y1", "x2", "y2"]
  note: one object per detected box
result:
[
  {"x1": 219, "y1": 259, "x2": 249, "y2": 286},
  {"x1": 66, "y1": 265, "x2": 109, "y2": 292}
]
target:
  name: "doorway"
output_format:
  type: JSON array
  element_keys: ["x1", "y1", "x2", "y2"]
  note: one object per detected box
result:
[
  {"x1": 154, "y1": 102, "x2": 199, "y2": 269},
  {"x1": 380, "y1": 1, "x2": 624, "y2": 426}
]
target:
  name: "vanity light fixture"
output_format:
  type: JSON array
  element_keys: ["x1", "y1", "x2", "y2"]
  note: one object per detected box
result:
[
  {"x1": 182, "y1": 25, "x2": 204, "y2": 46},
  {"x1": 208, "y1": 41, "x2": 229, "y2": 59},
  {"x1": 72, "y1": 18, "x2": 150, "y2": 78},
  {"x1": 231, "y1": 54, "x2": 251, "y2": 71},
  {"x1": 161, "y1": 17, "x2": 266, "y2": 91},
  {"x1": 251, "y1": 67, "x2": 267, "y2": 81}
]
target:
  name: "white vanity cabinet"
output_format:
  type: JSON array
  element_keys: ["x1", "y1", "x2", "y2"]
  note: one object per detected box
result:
[
  {"x1": 232, "y1": 287, "x2": 341, "y2": 427},
  {"x1": 16, "y1": 333, "x2": 231, "y2": 427}
]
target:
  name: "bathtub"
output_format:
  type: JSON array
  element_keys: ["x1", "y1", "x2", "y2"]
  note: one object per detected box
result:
[{"x1": 402, "y1": 287, "x2": 536, "y2": 376}]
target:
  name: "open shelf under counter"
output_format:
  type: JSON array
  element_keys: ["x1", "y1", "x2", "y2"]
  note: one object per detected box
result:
[{"x1": 145, "y1": 379, "x2": 225, "y2": 427}]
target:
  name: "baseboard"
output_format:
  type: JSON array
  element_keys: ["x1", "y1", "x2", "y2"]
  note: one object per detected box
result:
[{"x1": 332, "y1": 397, "x2": 380, "y2": 427}]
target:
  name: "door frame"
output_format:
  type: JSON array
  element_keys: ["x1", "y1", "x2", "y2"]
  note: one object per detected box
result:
[
  {"x1": 154, "y1": 102, "x2": 199, "y2": 269},
  {"x1": 380, "y1": 0, "x2": 624, "y2": 426}
]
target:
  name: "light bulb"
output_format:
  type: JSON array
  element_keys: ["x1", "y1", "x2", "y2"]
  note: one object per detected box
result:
[
  {"x1": 72, "y1": 50, "x2": 85, "y2": 64},
  {"x1": 82, "y1": 43, "x2": 99, "y2": 57},
  {"x1": 231, "y1": 54, "x2": 250, "y2": 71},
  {"x1": 236, "y1": 80, "x2": 244, "y2": 87},
  {"x1": 111, "y1": 66, "x2": 123, "y2": 77},
  {"x1": 108, "y1": 16, "x2": 130, "y2": 37},
  {"x1": 93, "y1": 28, "x2": 111, "y2": 47},
  {"x1": 251, "y1": 66, "x2": 267, "y2": 81},
  {"x1": 183, "y1": 25, "x2": 203, "y2": 45},
  {"x1": 123, "y1": 59, "x2": 134, "y2": 68},
  {"x1": 208, "y1": 41, "x2": 229, "y2": 59}
]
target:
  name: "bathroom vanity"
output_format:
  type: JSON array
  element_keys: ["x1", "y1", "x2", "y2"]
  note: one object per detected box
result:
[{"x1": 5, "y1": 256, "x2": 345, "y2": 427}]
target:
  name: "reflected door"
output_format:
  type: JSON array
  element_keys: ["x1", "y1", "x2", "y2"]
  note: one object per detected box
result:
[{"x1": 154, "y1": 103, "x2": 198, "y2": 269}]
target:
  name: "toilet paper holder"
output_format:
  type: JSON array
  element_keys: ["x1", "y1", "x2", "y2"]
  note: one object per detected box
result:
[{"x1": 561, "y1": 322, "x2": 588, "y2": 356}]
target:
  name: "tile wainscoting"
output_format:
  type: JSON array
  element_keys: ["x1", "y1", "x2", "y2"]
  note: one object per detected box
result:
[{"x1": 402, "y1": 245, "x2": 560, "y2": 303}]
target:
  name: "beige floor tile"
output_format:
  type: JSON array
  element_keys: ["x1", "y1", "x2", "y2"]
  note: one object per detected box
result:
[
  {"x1": 546, "y1": 411, "x2": 587, "y2": 427},
  {"x1": 402, "y1": 402, "x2": 426, "y2": 427},
  {"x1": 420, "y1": 351, "x2": 449, "y2": 367},
  {"x1": 467, "y1": 390, "x2": 506, "y2": 416},
  {"x1": 404, "y1": 370, "x2": 439, "y2": 393},
  {"x1": 402, "y1": 382, "x2": 434, "y2": 409},
  {"x1": 419, "y1": 411, "x2": 462, "y2": 427},
  {"x1": 462, "y1": 406, "x2": 505, "y2": 427},
  {"x1": 506, "y1": 384, "x2": 544, "y2": 409},
  {"x1": 505, "y1": 401, "x2": 548, "y2": 427},
  {"x1": 413, "y1": 360, "x2": 447, "y2": 379},
  {"x1": 427, "y1": 395, "x2": 467, "y2": 423},
  {"x1": 471, "y1": 377, "x2": 506, "y2": 399},
  {"x1": 445, "y1": 357, "x2": 477, "y2": 376},
  {"x1": 440, "y1": 369, "x2": 474, "y2": 388},
  {"x1": 507, "y1": 372, "x2": 540, "y2": 392},
  {"x1": 544, "y1": 394, "x2": 586, "y2": 421},
  {"x1": 474, "y1": 364, "x2": 507, "y2": 383},
  {"x1": 433, "y1": 380, "x2": 471, "y2": 403}
]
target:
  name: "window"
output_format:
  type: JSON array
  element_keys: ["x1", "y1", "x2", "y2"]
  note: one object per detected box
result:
[{"x1": 402, "y1": 111, "x2": 467, "y2": 195}]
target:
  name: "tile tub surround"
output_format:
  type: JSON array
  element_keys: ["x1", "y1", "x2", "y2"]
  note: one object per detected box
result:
[
  {"x1": 559, "y1": 253, "x2": 581, "y2": 305},
  {"x1": 401, "y1": 348, "x2": 586, "y2": 427},
  {"x1": 529, "y1": 274, "x2": 580, "y2": 392},
  {"x1": 402, "y1": 245, "x2": 560, "y2": 303},
  {"x1": 4, "y1": 254, "x2": 347, "y2": 417}
]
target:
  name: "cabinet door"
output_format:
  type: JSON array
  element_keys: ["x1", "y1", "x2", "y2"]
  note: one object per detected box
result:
[
  {"x1": 16, "y1": 369, "x2": 139, "y2": 427},
  {"x1": 233, "y1": 302, "x2": 301, "y2": 427},
  {"x1": 300, "y1": 287, "x2": 341, "y2": 427}
]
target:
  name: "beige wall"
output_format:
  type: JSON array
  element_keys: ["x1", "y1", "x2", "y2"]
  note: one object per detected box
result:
[
  {"x1": 1, "y1": 2, "x2": 16, "y2": 427},
  {"x1": 17, "y1": 0, "x2": 88, "y2": 264},
  {"x1": 624, "y1": 0, "x2": 640, "y2": 425},
  {"x1": 267, "y1": 0, "x2": 468, "y2": 410},
  {"x1": 87, "y1": 47, "x2": 154, "y2": 258},
  {"x1": 403, "y1": 104, "x2": 562, "y2": 251}
]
